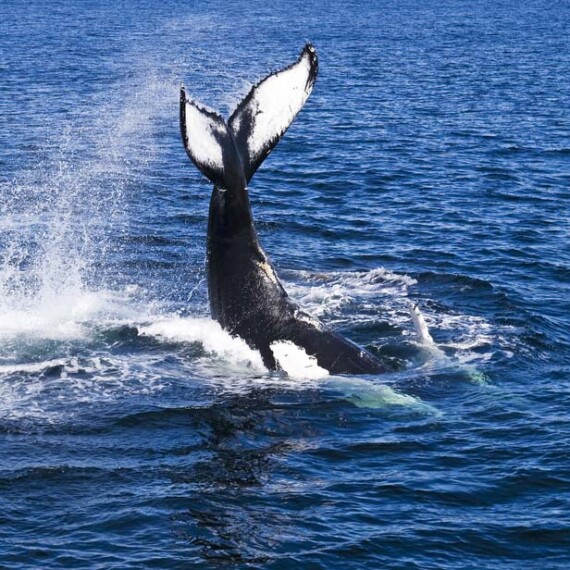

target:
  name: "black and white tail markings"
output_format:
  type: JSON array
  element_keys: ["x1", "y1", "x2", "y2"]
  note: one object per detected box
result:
[
  {"x1": 179, "y1": 93, "x2": 230, "y2": 188},
  {"x1": 228, "y1": 44, "x2": 318, "y2": 182},
  {"x1": 180, "y1": 44, "x2": 318, "y2": 188}
]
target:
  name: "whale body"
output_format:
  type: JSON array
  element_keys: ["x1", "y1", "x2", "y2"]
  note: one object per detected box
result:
[{"x1": 180, "y1": 44, "x2": 388, "y2": 374}]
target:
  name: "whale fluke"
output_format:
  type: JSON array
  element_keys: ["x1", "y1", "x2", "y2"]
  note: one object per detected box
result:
[
  {"x1": 180, "y1": 44, "x2": 318, "y2": 189},
  {"x1": 179, "y1": 93, "x2": 235, "y2": 189}
]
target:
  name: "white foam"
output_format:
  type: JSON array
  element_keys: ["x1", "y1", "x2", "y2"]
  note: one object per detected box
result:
[
  {"x1": 0, "y1": 359, "x2": 66, "y2": 376},
  {"x1": 139, "y1": 317, "x2": 266, "y2": 371},
  {"x1": 0, "y1": 353, "x2": 170, "y2": 426},
  {"x1": 286, "y1": 267, "x2": 506, "y2": 379},
  {"x1": 285, "y1": 267, "x2": 416, "y2": 323}
]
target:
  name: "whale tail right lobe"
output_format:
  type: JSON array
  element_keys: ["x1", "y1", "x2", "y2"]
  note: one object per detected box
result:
[{"x1": 180, "y1": 44, "x2": 318, "y2": 188}]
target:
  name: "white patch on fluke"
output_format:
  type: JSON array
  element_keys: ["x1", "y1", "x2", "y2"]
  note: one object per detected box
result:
[
  {"x1": 270, "y1": 340, "x2": 329, "y2": 379},
  {"x1": 182, "y1": 100, "x2": 225, "y2": 172},
  {"x1": 229, "y1": 50, "x2": 315, "y2": 163}
]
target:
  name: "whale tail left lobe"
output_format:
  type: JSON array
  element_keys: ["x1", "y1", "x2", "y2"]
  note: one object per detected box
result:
[
  {"x1": 179, "y1": 93, "x2": 233, "y2": 188},
  {"x1": 180, "y1": 44, "x2": 318, "y2": 188}
]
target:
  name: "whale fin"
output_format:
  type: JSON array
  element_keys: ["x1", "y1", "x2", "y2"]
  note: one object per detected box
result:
[
  {"x1": 180, "y1": 87, "x2": 230, "y2": 188},
  {"x1": 229, "y1": 43, "x2": 318, "y2": 183},
  {"x1": 409, "y1": 303, "x2": 435, "y2": 345}
]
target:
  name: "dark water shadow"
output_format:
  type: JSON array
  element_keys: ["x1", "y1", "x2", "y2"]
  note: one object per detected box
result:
[{"x1": 165, "y1": 389, "x2": 304, "y2": 565}]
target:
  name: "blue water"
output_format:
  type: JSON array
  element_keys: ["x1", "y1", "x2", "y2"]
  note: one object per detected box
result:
[{"x1": 1, "y1": 0, "x2": 569, "y2": 568}]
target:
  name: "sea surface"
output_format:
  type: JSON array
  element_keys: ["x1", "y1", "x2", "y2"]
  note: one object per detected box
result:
[{"x1": 1, "y1": 1, "x2": 569, "y2": 568}]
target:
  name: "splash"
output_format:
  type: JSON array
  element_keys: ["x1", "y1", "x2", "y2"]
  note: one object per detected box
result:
[
  {"x1": 139, "y1": 317, "x2": 267, "y2": 371},
  {"x1": 0, "y1": 69, "x2": 176, "y2": 347},
  {"x1": 285, "y1": 267, "x2": 416, "y2": 323}
]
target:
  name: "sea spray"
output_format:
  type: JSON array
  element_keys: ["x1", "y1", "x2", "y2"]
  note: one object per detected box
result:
[{"x1": 0, "y1": 70, "x2": 178, "y2": 346}]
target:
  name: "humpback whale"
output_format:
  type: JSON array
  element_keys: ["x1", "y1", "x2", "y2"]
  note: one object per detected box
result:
[{"x1": 180, "y1": 44, "x2": 388, "y2": 374}]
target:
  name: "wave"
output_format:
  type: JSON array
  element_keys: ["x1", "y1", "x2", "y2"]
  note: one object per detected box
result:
[
  {"x1": 0, "y1": 264, "x2": 511, "y2": 430},
  {"x1": 284, "y1": 267, "x2": 500, "y2": 367},
  {"x1": 0, "y1": 263, "x2": 502, "y2": 372}
]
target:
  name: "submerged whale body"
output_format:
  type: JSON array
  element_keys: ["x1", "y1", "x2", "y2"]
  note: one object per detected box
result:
[{"x1": 180, "y1": 44, "x2": 388, "y2": 375}]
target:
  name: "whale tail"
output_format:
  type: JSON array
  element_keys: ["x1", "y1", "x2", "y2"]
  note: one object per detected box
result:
[{"x1": 180, "y1": 44, "x2": 318, "y2": 187}]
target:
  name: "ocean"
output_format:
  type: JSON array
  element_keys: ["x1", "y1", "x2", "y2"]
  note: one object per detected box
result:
[{"x1": 1, "y1": 0, "x2": 569, "y2": 568}]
